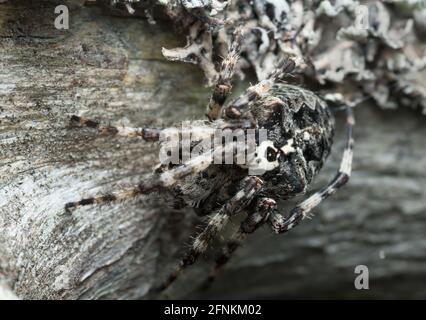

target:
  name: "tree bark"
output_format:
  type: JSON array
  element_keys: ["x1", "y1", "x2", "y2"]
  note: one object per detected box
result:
[{"x1": 1, "y1": 0, "x2": 426, "y2": 299}]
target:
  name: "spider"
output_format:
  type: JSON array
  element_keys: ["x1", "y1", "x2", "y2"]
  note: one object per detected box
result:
[{"x1": 65, "y1": 28, "x2": 354, "y2": 293}]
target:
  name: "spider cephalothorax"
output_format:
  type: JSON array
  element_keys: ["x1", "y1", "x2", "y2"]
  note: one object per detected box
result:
[{"x1": 65, "y1": 29, "x2": 354, "y2": 293}]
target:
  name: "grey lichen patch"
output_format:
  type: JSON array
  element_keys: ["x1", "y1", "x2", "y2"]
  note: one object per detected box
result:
[{"x1": 132, "y1": 0, "x2": 426, "y2": 113}]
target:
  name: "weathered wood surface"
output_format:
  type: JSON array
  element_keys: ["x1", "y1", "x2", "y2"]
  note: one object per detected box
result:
[{"x1": 1, "y1": 0, "x2": 426, "y2": 299}]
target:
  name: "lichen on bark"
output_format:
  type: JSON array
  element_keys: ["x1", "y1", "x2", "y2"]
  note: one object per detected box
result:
[{"x1": 130, "y1": 0, "x2": 426, "y2": 113}]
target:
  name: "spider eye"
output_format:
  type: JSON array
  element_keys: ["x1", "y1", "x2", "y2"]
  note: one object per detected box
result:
[{"x1": 266, "y1": 147, "x2": 278, "y2": 162}]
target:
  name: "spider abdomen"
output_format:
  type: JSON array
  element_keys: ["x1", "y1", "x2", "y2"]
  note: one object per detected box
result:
[{"x1": 251, "y1": 83, "x2": 335, "y2": 199}]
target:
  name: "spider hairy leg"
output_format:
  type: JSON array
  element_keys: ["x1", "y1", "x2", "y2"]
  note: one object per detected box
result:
[
  {"x1": 201, "y1": 197, "x2": 276, "y2": 289},
  {"x1": 224, "y1": 58, "x2": 295, "y2": 120},
  {"x1": 65, "y1": 151, "x2": 215, "y2": 213},
  {"x1": 65, "y1": 187, "x2": 145, "y2": 213},
  {"x1": 70, "y1": 115, "x2": 161, "y2": 141},
  {"x1": 154, "y1": 176, "x2": 264, "y2": 292},
  {"x1": 206, "y1": 27, "x2": 244, "y2": 121},
  {"x1": 268, "y1": 58, "x2": 297, "y2": 81},
  {"x1": 270, "y1": 107, "x2": 355, "y2": 233}
]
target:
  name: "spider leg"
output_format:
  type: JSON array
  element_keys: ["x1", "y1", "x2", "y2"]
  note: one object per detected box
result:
[
  {"x1": 201, "y1": 197, "x2": 276, "y2": 289},
  {"x1": 65, "y1": 137, "x2": 245, "y2": 213},
  {"x1": 70, "y1": 115, "x2": 161, "y2": 141},
  {"x1": 206, "y1": 27, "x2": 243, "y2": 121},
  {"x1": 65, "y1": 150, "x2": 215, "y2": 213},
  {"x1": 65, "y1": 187, "x2": 148, "y2": 213},
  {"x1": 224, "y1": 58, "x2": 296, "y2": 121},
  {"x1": 155, "y1": 176, "x2": 263, "y2": 292},
  {"x1": 70, "y1": 115, "x2": 253, "y2": 143},
  {"x1": 267, "y1": 58, "x2": 297, "y2": 81},
  {"x1": 270, "y1": 107, "x2": 355, "y2": 234}
]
